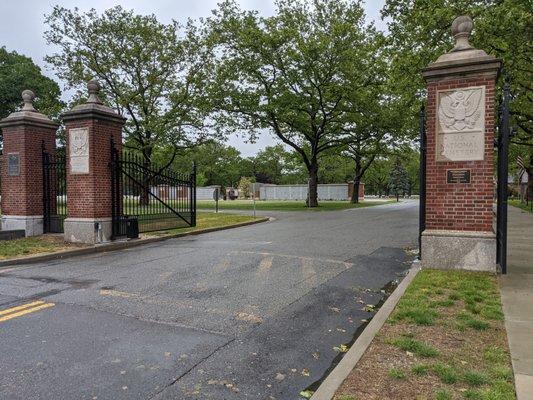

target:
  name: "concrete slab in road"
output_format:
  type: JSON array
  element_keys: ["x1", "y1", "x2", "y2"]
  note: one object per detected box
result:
[{"x1": 0, "y1": 301, "x2": 229, "y2": 400}]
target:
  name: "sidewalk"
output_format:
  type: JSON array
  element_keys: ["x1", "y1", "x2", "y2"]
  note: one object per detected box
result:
[{"x1": 500, "y1": 205, "x2": 533, "y2": 400}]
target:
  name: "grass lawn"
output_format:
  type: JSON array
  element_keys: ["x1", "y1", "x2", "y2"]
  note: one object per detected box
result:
[
  {"x1": 0, "y1": 213, "x2": 262, "y2": 260},
  {"x1": 0, "y1": 235, "x2": 85, "y2": 260},
  {"x1": 333, "y1": 269, "x2": 515, "y2": 400},
  {"x1": 197, "y1": 199, "x2": 395, "y2": 212},
  {"x1": 145, "y1": 211, "x2": 263, "y2": 236},
  {"x1": 508, "y1": 199, "x2": 533, "y2": 213}
]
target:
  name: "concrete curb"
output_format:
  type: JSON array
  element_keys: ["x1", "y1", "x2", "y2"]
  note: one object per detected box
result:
[
  {"x1": 0, "y1": 217, "x2": 270, "y2": 269},
  {"x1": 310, "y1": 262, "x2": 421, "y2": 400}
]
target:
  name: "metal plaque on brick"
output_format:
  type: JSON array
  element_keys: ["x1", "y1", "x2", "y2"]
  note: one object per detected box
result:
[
  {"x1": 7, "y1": 153, "x2": 20, "y2": 176},
  {"x1": 447, "y1": 169, "x2": 471, "y2": 184},
  {"x1": 69, "y1": 127, "x2": 90, "y2": 174},
  {"x1": 436, "y1": 86, "x2": 485, "y2": 162}
]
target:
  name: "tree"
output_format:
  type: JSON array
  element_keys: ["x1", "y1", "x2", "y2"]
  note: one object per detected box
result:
[
  {"x1": 237, "y1": 176, "x2": 255, "y2": 198},
  {"x1": 208, "y1": 0, "x2": 383, "y2": 206},
  {"x1": 389, "y1": 157, "x2": 409, "y2": 202},
  {"x1": 317, "y1": 151, "x2": 352, "y2": 184},
  {"x1": 157, "y1": 140, "x2": 248, "y2": 188},
  {"x1": 0, "y1": 47, "x2": 63, "y2": 124},
  {"x1": 250, "y1": 145, "x2": 287, "y2": 184},
  {"x1": 44, "y1": 6, "x2": 216, "y2": 168},
  {"x1": 364, "y1": 157, "x2": 393, "y2": 196},
  {"x1": 403, "y1": 147, "x2": 420, "y2": 197}
]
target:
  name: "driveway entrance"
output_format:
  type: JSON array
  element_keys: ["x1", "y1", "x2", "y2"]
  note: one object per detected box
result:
[{"x1": 0, "y1": 201, "x2": 418, "y2": 399}]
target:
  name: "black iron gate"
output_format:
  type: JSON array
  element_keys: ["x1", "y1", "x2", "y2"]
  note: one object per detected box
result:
[
  {"x1": 42, "y1": 145, "x2": 67, "y2": 233},
  {"x1": 419, "y1": 105, "x2": 427, "y2": 260},
  {"x1": 496, "y1": 78, "x2": 512, "y2": 274},
  {"x1": 110, "y1": 139, "x2": 196, "y2": 239}
]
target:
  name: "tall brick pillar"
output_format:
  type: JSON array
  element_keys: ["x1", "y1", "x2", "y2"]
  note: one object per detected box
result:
[
  {"x1": 0, "y1": 90, "x2": 58, "y2": 236},
  {"x1": 421, "y1": 16, "x2": 502, "y2": 272},
  {"x1": 62, "y1": 80, "x2": 125, "y2": 244}
]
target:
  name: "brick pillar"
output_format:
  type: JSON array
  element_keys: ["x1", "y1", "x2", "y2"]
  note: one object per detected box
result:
[
  {"x1": 62, "y1": 80, "x2": 125, "y2": 244},
  {"x1": 0, "y1": 90, "x2": 58, "y2": 236},
  {"x1": 421, "y1": 16, "x2": 502, "y2": 272}
]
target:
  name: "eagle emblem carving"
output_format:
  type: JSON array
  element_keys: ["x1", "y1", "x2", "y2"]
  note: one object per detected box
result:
[{"x1": 438, "y1": 89, "x2": 483, "y2": 131}]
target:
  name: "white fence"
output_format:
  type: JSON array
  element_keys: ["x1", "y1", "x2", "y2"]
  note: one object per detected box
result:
[
  {"x1": 259, "y1": 184, "x2": 349, "y2": 201},
  {"x1": 149, "y1": 185, "x2": 221, "y2": 201},
  {"x1": 196, "y1": 186, "x2": 221, "y2": 200}
]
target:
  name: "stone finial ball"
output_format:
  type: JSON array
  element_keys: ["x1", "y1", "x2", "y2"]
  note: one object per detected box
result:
[
  {"x1": 87, "y1": 79, "x2": 101, "y2": 94},
  {"x1": 22, "y1": 89, "x2": 36, "y2": 103},
  {"x1": 451, "y1": 15, "x2": 473, "y2": 37}
]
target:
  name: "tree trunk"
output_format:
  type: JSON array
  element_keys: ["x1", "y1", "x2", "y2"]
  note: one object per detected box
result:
[
  {"x1": 351, "y1": 158, "x2": 362, "y2": 204},
  {"x1": 396, "y1": 193, "x2": 399, "y2": 202},
  {"x1": 351, "y1": 180, "x2": 360, "y2": 204},
  {"x1": 307, "y1": 162, "x2": 319, "y2": 207}
]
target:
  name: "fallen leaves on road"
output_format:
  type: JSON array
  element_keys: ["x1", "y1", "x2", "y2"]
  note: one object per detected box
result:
[
  {"x1": 207, "y1": 379, "x2": 240, "y2": 393},
  {"x1": 333, "y1": 344, "x2": 350, "y2": 353}
]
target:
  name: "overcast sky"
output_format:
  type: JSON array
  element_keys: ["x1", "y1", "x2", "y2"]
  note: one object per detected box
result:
[{"x1": 0, "y1": 0, "x2": 387, "y2": 156}]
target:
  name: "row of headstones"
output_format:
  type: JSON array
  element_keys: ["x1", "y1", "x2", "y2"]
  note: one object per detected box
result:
[{"x1": 0, "y1": 80, "x2": 124, "y2": 244}]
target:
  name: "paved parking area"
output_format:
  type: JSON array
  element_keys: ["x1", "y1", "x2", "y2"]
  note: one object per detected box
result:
[{"x1": 0, "y1": 200, "x2": 418, "y2": 399}]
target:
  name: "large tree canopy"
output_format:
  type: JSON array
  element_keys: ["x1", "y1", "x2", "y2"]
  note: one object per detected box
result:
[
  {"x1": 0, "y1": 47, "x2": 62, "y2": 122},
  {"x1": 208, "y1": 0, "x2": 385, "y2": 206},
  {"x1": 44, "y1": 6, "x2": 217, "y2": 167}
]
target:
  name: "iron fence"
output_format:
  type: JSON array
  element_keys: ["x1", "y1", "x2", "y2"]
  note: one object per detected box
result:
[
  {"x1": 110, "y1": 140, "x2": 196, "y2": 238},
  {"x1": 42, "y1": 145, "x2": 67, "y2": 233}
]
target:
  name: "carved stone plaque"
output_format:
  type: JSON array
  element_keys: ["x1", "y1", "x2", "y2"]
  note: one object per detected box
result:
[
  {"x1": 7, "y1": 153, "x2": 20, "y2": 176},
  {"x1": 447, "y1": 169, "x2": 471, "y2": 183},
  {"x1": 69, "y1": 127, "x2": 90, "y2": 174},
  {"x1": 436, "y1": 86, "x2": 485, "y2": 162}
]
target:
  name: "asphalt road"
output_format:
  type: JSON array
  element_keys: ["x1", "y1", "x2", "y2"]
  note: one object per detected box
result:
[{"x1": 0, "y1": 200, "x2": 418, "y2": 400}]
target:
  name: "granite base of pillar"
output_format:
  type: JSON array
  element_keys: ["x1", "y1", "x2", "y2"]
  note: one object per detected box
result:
[
  {"x1": 1, "y1": 215, "x2": 43, "y2": 237},
  {"x1": 64, "y1": 218, "x2": 113, "y2": 244},
  {"x1": 421, "y1": 229, "x2": 497, "y2": 273}
]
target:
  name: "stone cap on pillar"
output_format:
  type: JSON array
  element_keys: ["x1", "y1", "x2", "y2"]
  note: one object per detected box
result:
[
  {"x1": 423, "y1": 16, "x2": 502, "y2": 80},
  {"x1": 62, "y1": 80, "x2": 126, "y2": 124},
  {"x1": 0, "y1": 90, "x2": 60, "y2": 129}
]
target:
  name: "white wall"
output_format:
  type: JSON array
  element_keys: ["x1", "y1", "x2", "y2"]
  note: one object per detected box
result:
[
  {"x1": 196, "y1": 186, "x2": 221, "y2": 200},
  {"x1": 259, "y1": 184, "x2": 349, "y2": 201}
]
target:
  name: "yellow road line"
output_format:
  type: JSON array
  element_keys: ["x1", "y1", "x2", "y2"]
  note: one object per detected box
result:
[
  {"x1": 0, "y1": 300, "x2": 45, "y2": 316},
  {"x1": 0, "y1": 302, "x2": 54, "y2": 323}
]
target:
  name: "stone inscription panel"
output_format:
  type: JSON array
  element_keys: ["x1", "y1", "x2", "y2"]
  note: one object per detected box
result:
[
  {"x1": 436, "y1": 86, "x2": 485, "y2": 162},
  {"x1": 69, "y1": 127, "x2": 90, "y2": 174},
  {"x1": 7, "y1": 153, "x2": 20, "y2": 176}
]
